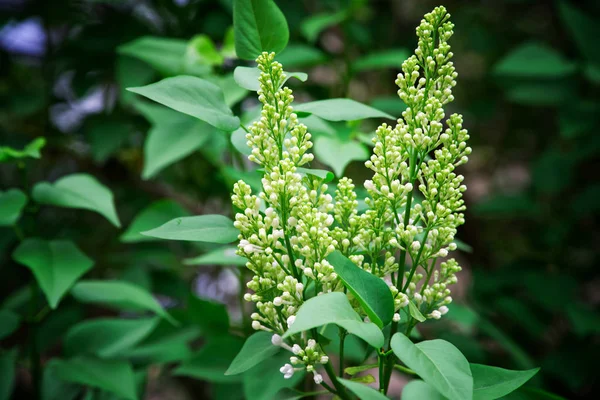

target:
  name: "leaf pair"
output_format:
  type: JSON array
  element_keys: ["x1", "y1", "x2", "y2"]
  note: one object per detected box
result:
[{"x1": 391, "y1": 333, "x2": 540, "y2": 400}]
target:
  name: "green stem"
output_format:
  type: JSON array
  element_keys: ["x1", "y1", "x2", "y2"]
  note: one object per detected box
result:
[
  {"x1": 402, "y1": 229, "x2": 431, "y2": 293},
  {"x1": 378, "y1": 353, "x2": 386, "y2": 393},
  {"x1": 383, "y1": 151, "x2": 419, "y2": 393},
  {"x1": 29, "y1": 282, "x2": 41, "y2": 400},
  {"x1": 394, "y1": 364, "x2": 417, "y2": 375},
  {"x1": 338, "y1": 328, "x2": 346, "y2": 377},
  {"x1": 323, "y1": 361, "x2": 350, "y2": 400},
  {"x1": 238, "y1": 269, "x2": 249, "y2": 334},
  {"x1": 420, "y1": 258, "x2": 437, "y2": 295}
]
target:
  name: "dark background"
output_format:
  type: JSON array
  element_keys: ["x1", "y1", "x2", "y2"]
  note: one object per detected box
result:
[{"x1": 1, "y1": 0, "x2": 598, "y2": 399}]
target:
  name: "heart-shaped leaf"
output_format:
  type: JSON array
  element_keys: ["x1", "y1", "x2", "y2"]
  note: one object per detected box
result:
[
  {"x1": 283, "y1": 292, "x2": 384, "y2": 349},
  {"x1": 391, "y1": 333, "x2": 473, "y2": 400},
  {"x1": 141, "y1": 215, "x2": 239, "y2": 243},
  {"x1": 339, "y1": 378, "x2": 389, "y2": 400},
  {"x1": 295, "y1": 99, "x2": 393, "y2": 121},
  {"x1": 233, "y1": 66, "x2": 307, "y2": 91},
  {"x1": 64, "y1": 317, "x2": 160, "y2": 358},
  {"x1": 402, "y1": 380, "x2": 447, "y2": 400},
  {"x1": 314, "y1": 136, "x2": 369, "y2": 177},
  {"x1": 0, "y1": 310, "x2": 20, "y2": 340},
  {"x1": 71, "y1": 280, "x2": 176, "y2": 325},
  {"x1": 0, "y1": 189, "x2": 27, "y2": 226},
  {"x1": 49, "y1": 357, "x2": 137, "y2": 400},
  {"x1": 121, "y1": 199, "x2": 190, "y2": 243},
  {"x1": 326, "y1": 251, "x2": 394, "y2": 328},
  {"x1": 354, "y1": 49, "x2": 410, "y2": 71},
  {"x1": 119, "y1": 36, "x2": 188, "y2": 76},
  {"x1": 184, "y1": 246, "x2": 246, "y2": 266},
  {"x1": 0, "y1": 348, "x2": 17, "y2": 400},
  {"x1": 471, "y1": 363, "x2": 540, "y2": 400},
  {"x1": 233, "y1": 0, "x2": 289, "y2": 60},
  {"x1": 13, "y1": 239, "x2": 94, "y2": 309},
  {"x1": 128, "y1": 76, "x2": 240, "y2": 132},
  {"x1": 32, "y1": 174, "x2": 120, "y2": 227},
  {"x1": 174, "y1": 336, "x2": 244, "y2": 383},
  {"x1": 225, "y1": 331, "x2": 280, "y2": 375}
]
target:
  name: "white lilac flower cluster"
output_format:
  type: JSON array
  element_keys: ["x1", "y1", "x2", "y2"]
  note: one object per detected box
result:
[{"x1": 232, "y1": 5, "x2": 469, "y2": 384}]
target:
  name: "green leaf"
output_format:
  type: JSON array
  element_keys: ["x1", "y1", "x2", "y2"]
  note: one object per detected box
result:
[
  {"x1": 301, "y1": 11, "x2": 347, "y2": 42},
  {"x1": 0, "y1": 137, "x2": 46, "y2": 163},
  {"x1": 408, "y1": 301, "x2": 426, "y2": 322},
  {"x1": 0, "y1": 310, "x2": 20, "y2": 340},
  {"x1": 71, "y1": 280, "x2": 176, "y2": 325},
  {"x1": 314, "y1": 136, "x2": 369, "y2": 177},
  {"x1": 295, "y1": 99, "x2": 394, "y2": 121},
  {"x1": 49, "y1": 357, "x2": 137, "y2": 400},
  {"x1": 187, "y1": 295, "x2": 230, "y2": 336},
  {"x1": 0, "y1": 349, "x2": 18, "y2": 400},
  {"x1": 64, "y1": 317, "x2": 159, "y2": 358},
  {"x1": 501, "y1": 81, "x2": 574, "y2": 107},
  {"x1": 300, "y1": 115, "x2": 336, "y2": 136},
  {"x1": 493, "y1": 42, "x2": 576, "y2": 78},
  {"x1": 276, "y1": 44, "x2": 327, "y2": 67},
  {"x1": 211, "y1": 74, "x2": 249, "y2": 107},
  {"x1": 296, "y1": 167, "x2": 335, "y2": 183},
  {"x1": 41, "y1": 359, "x2": 80, "y2": 400},
  {"x1": 221, "y1": 26, "x2": 236, "y2": 58},
  {"x1": 283, "y1": 292, "x2": 384, "y2": 349},
  {"x1": 391, "y1": 333, "x2": 473, "y2": 400},
  {"x1": 121, "y1": 200, "x2": 190, "y2": 243},
  {"x1": 402, "y1": 380, "x2": 447, "y2": 400},
  {"x1": 501, "y1": 387, "x2": 567, "y2": 400},
  {"x1": 558, "y1": 1, "x2": 600, "y2": 65},
  {"x1": 118, "y1": 36, "x2": 188, "y2": 76},
  {"x1": 471, "y1": 364, "x2": 539, "y2": 400},
  {"x1": 87, "y1": 119, "x2": 130, "y2": 163},
  {"x1": 225, "y1": 331, "x2": 280, "y2": 375},
  {"x1": 243, "y1": 351, "x2": 305, "y2": 400},
  {"x1": 174, "y1": 336, "x2": 244, "y2": 383},
  {"x1": 350, "y1": 374, "x2": 376, "y2": 384},
  {"x1": 128, "y1": 76, "x2": 240, "y2": 132},
  {"x1": 326, "y1": 251, "x2": 394, "y2": 328},
  {"x1": 13, "y1": 239, "x2": 94, "y2": 309},
  {"x1": 0, "y1": 189, "x2": 27, "y2": 226},
  {"x1": 354, "y1": 49, "x2": 409, "y2": 71},
  {"x1": 184, "y1": 246, "x2": 246, "y2": 266},
  {"x1": 338, "y1": 378, "x2": 389, "y2": 400},
  {"x1": 233, "y1": 0, "x2": 289, "y2": 60},
  {"x1": 32, "y1": 174, "x2": 120, "y2": 227},
  {"x1": 233, "y1": 66, "x2": 307, "y2": 91},
  {"x1": 370, "y1": 96, "x2": 407, "y2": 117},
  {"x1": 141, "y1": 215, "x2": 239, "y2": 243},
  {"x1": 566, "y1": 303, "x2": 600, "y2": 336},
  {"x1": 134, "y1": 102, "x2": 214, "y2": 179},
  {"x1": 187, "y1": 34, "x2": 223, "y2": 67},
  {"x1": 452, "y1": 238, "x2": 473, "y2": 253},
  {"x1": 345, "y1": 364, "x2": 378, "y2": 376}
]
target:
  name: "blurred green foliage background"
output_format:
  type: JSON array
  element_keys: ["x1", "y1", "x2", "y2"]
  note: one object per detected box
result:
[{"x1": 0, "y1": 0, "x2": 598, "y2": 399}]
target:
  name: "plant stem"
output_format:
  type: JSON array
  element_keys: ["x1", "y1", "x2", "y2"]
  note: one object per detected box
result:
[
  {"x1": 338, "y1": 327, "x2": 346, "y2": 377},
  {"x1": 402, "y1": 229, "x2": 430, "y2": 292},
  {"x1": 29, "y1": 281, "x2": 41, "y2": 400},
  {"x1": 394, "y1": 364, "x2": 417, "y2": 375},
  {"x1": 383, "y1": 151, "x2": 419, "y2": 393},
  {"x1": 378, "y1": 353, "x2": 386, "y2": 393},
  {"x1": 238, "y1": 269, "x2": 249, "y2": 334},
  {"x1": 323, "y1": 360, "x2": 350, "y2": 400}
]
